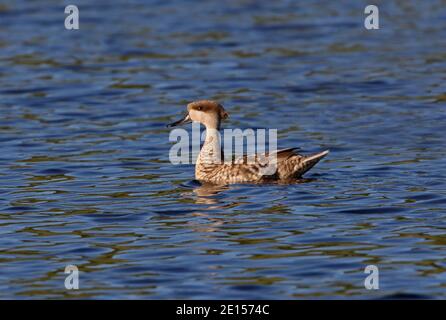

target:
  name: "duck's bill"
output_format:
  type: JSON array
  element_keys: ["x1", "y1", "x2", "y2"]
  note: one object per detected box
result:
[{"x1": 167, "y1": 113, "x2": 192, "y2": 127}]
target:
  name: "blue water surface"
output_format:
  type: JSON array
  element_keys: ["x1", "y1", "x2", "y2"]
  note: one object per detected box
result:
[{"x1": 0, "y1": 0, "x2": 445, "y2": 299}]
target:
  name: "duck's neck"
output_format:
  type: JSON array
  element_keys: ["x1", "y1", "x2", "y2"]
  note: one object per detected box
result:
[{"x1": 197, "y1": 125, "x2": 222, "y2": 166}]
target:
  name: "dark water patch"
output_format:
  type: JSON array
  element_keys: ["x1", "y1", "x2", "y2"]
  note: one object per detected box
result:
[
  {"x1": 407, "y1": 193, "x2": 441, "y2": 201},
  {"x1": 338, "y1": 207, "x2": 408, "y2": 215},
  {"x1": 84, "y1": 213, "x2": 146, "y2": 223},
  {"x1": 229, "y1": 285, "x2": 265, "y2": 292},
  {"x1": 60, "y1": 246, "x2": 113, "y2": 256},
  {"x1": 181, "y1": 180, "x2": 204, "y2": 188},
  {"x1": 422, "y1": 198, "x2": 446, "y2": 205},
  {"x1": 4, "y1": 206, "x2": 35, "y2": 212},
  {"x1": 1, "y1": 87, "x2": 53, "y2": 95},
  {"x1": 153, "y1": 209, "x2": 197, "y2": 215},
  {"x1": 38, "y1": 169, "x2": 70, "y2": 175}
]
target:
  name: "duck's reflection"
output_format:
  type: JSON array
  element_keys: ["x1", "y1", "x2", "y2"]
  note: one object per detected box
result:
[
  {"x1": 185, "y1": 179, "x2": 315, "y2": 233},
  {"x1": 186, "y1": 182, "x2": 229, "y2": 232},
  {"x1": 191, "y1": 178, "x2": 315, "y2": 206},
  {"x1": 192, "y1": 182, "x2": 229, "y2": 205}
]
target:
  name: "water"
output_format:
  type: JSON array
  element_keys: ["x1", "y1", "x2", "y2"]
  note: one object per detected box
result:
[{"x1": 1, "y1": 0, "x2": 445, "y2": 299}]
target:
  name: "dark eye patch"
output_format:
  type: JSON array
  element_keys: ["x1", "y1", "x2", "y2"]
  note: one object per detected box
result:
[{"x1": 195, "y1": 105, "x2": 208, "y2": 112}]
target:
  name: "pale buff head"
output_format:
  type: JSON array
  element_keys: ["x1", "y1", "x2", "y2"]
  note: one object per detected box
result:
[{"x1": 168, "y1": 100, "x2": 229, "y2": 129}]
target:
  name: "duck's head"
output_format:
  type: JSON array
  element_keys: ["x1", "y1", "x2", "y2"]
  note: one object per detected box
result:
[{"x1": 167, "y1": 100, "x2": 229, "y2": 129}]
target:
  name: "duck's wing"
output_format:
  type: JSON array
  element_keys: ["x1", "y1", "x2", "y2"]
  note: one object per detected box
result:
[
  {"x1": 280, "y1": 149, "x2": 330, "y2": 179},
  {"x1": 300, "y1": 150, "x2": 330, "y2": 169},
  {"x1": 232, "y1": 147, "x2": 301, "y2": 164},
  {"x1": 272, "y1": 147, "x2": 301, "y2": 161}
]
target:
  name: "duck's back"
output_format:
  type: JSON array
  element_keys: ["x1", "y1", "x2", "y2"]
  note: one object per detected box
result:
[{"x1": 195, "y1": 149, "x2": 329, "y2": 184}]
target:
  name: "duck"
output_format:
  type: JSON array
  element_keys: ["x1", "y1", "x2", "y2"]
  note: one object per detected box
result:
[{"x1": 168, "y1": 100, "x2": 329, "y2": 184}]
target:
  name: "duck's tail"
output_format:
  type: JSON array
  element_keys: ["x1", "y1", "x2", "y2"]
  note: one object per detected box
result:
[{"x1": 298, "y1": 150, "x2": 329, "y2": 176}]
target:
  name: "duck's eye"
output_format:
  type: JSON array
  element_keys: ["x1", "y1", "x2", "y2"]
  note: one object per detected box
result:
[{"x1": 197, "y1": 106, "x2": 203, "y2": 111}]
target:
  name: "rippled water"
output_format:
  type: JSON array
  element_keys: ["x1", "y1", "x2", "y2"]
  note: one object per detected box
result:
[{"x1": 1, "y1": 0, "x2": 446, "y2": 299}]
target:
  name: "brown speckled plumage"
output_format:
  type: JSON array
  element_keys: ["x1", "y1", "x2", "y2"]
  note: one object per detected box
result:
[{"x1": 168, "y1": 100, "x2": 329, "y2": 184}]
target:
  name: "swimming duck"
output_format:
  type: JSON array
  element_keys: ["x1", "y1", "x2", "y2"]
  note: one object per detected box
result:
[{"x1": 168, "y1": 100, "x2": 329, "y2": 184}]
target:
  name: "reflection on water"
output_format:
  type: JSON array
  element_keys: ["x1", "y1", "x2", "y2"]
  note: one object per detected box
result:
[
  {"x1": 192, "y1": 181, "x2": 229, "y2": 205},
  {"x1": 1, "y1": 0, "x2": 446, "y2": 299}
]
